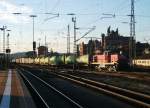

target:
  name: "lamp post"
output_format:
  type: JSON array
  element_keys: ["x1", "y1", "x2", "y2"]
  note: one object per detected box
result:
[
  {"x1": 6, "y1": 30, "x2": 11, "y2": 68},
  {"x1": 67, "y1": 14, "x2": 76, "y2": 52},
  {"x1": 30, "y1": 15, "x2": 37, "y2": 58},
  {"x1": 72, "y1": 17, "x2": 77, "y2": 54},
  {"x1": 67, "y1": 13, "x2": 76, "y2": 71},
  {"x1": 0, "y1": 26, "x2": 11, "y2": 69},
  {"x1": 6, "y1": 30, "x2": 11, "y2": 52},
  {"x1": 72, "y1": 17, "x2": 77, "y2": 71},
  {"x1": 0, "y1": 26, "x2": 7, "y2": 54},
  {"x1": 0, "y1": 26, "x2": 6, "y2": 69}
]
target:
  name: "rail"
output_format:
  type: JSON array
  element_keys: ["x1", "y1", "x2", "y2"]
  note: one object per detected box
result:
[
  {"x1": 19, "y1": 68, "x2": 84, "y2": 108},
  {"x1": 50, "y1": 71, "x2": 150, "y2": 108},
  {"x1": 18, "y1": 69, "x2": 50, "y2": 108}
]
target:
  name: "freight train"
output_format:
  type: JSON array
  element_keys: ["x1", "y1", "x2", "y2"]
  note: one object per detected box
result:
[{"x1": 14, "y1": 52, "x2": 129, "y2": 72}]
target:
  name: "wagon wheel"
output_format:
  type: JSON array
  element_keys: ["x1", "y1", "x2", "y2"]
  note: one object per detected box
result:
[
  {"x1": 108, "y1": 66, "x2": 112, "y2": 72},
  {"x1": 112, "y1": 66, "x2": 117, "y2": 72},
  {"x1": 98, "y1": 66, "x2": 102, "y2": 72},
  {"x1": 95, "y1": 65, "x2": 102, "y2": 72}
]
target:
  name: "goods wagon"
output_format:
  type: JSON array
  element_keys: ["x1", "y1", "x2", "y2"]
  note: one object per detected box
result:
[
  {"x1": 65, "y1": 55, "x2": 76, "y2": 64},
  {"x1": 49, "y1": 56, "x2": 63, "y2": 65},
  {"x1": 133, "y1": 59, "x2": 150, "y2": 68},
  {"x1": 39, "y1": 57, "x2": 45, "y2": 65},
  {"x1": 35, "y1": 58, "x2": 40, "y2": 64},
  {"x1": 28, "y1": 58, "x2": 34, "y2": 64},
  {"x1": 44, "y1": 57, "x2": 49, "y2": 65},
  {"x1": 76, "y1": 55, "x2": 89, "y2": 65}
]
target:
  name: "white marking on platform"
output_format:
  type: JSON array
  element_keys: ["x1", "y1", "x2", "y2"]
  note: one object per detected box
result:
[{"x1": 0, "y1": 69, "x2": 12, "y2": 108}]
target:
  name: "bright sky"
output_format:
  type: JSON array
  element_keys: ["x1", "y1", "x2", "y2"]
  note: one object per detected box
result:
[{"x1": 0, "y1": 0, "x2": 150, "y2": 53}]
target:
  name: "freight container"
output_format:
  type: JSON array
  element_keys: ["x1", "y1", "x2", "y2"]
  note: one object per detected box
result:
[
  {"x1": 49, "y1": 56, "x2": 63, "y2": 65},
  {"x1": 65, "y1": 55, "x2": 76, "y2": 64},
  {"x1": 77, "y1": 55, "x2": 89, "y2": 64}
]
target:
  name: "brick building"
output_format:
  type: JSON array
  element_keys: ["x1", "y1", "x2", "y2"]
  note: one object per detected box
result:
[
  {"x1": 38, "y1": 46, "x2": 48, "y2": 57},
  {"x1": 101, "y1": 26, "x2": 131, "y2": 57},
  {"x1": 136, "y1": 42, "x2": 150, "y2": 57},
  {"x1": 78, "y1": 26, "x2": 134, "y2": 57},
  {"x1": 78, "y1": 39, "x2": 102, "y2": 56},
  {"x1": 78, "y1": 42, "x2": 87, "y2": 56}
]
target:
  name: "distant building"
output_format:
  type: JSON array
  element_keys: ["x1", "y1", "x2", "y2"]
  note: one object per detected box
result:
[
  {"x1": 136, "y1": 42, "x2": 150, "y2": 57},
  {"x1": 78, "y1": 39, "x2": 102, "y2": 56},
  {"x1": 78, "y1": 42, "x2": 87, "y2": 56},
  {"x1": 38, "y1": 46, "x2": 48, "y2": 57},
  {"x1": 78, "y1": 26, "x2": 136, "y2": 57},
  {"x1": 87, "y1": 39, "x2": 102, "y2": 55},
  {"x1": 101, "y1": 26, "x2": 131, "y2": 57}
]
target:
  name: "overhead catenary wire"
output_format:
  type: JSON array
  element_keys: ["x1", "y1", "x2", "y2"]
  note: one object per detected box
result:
[{"x1": 50, "y1": 0, "x2": 61, "y2": 13}]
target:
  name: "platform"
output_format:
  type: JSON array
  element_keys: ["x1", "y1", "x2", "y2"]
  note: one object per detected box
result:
[{"x1": 0, "y1": 69, "x2": 36, "y2": 108}]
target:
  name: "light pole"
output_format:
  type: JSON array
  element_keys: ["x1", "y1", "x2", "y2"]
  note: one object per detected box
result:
[
  {"x1": 6, "y1": 30, "x2": 11, "y2": 52},
  {"x1": 6, "y1": 30, "x2": 11, "y2": 68},
  {"x1": 67, "y1": 24, "x2": 70, "y2": 54},
  {"x1": 0, "y1": 26, "x2": 7, "y2": 54},
  {"x1": 67, "y1": 13, "x2": 76, "y2": 71},
  {"x1": 0, "y1": 26, "x2": 11, "y2": 69},
  {"x1": 30, "y1": 15, "x2": 37, "y2": 58},
  {"x1": 72, "y1": 17, "x2": 77, "y2": 54},
  {"x1": 67, "y1": 14, "x2": 76, "y2": 53},
  {"x1": 72, "y1": 17, "x2": 77, "y2": 71}
]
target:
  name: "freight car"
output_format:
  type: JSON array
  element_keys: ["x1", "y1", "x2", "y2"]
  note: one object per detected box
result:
[
  {"x1": 76, "y1": 55, "x2": 89, "y2": 65},
  {"x1": 14, "y1": 53, "x2": 129, "y2": 72},
  {"x1": 133, "y1": 59, "x2": 150, "y2": 69}
]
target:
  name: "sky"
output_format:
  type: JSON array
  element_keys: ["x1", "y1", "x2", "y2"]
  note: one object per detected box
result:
[{"x1": 0, "y1": 0, "x2": 150, "y2": 53}]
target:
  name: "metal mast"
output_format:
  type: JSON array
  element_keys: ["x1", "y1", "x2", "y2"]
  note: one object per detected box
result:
[
  {"x1": 129, "y1": 0, "x2": 136, "y2": 65},
  {"x1": 30, "y1": 15, "x2": 37, "y2": 57},
  {"x1": 2, "y1": 26, "x2": 7, "y2": 53},
  {"x1": 67, "y1": 24, "x2": 70, "y2": 54},
  {"x1": 72, "y1": 17, "x2": 77, "y2": 55},
  {"x1": 6, "y1": 33, "x2": 9, "y2": 50},
  {"x1": 72, "y1": 17, "x2": 77, "y2": 71}
]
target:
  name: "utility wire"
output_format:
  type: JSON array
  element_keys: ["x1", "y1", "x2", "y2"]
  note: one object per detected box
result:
[
  {"x1": 50, "y1": 0, "x2": 61, "y2": 12},
  {"x1": 114, "y1": 0, "x2": 129, "y2": 13}
]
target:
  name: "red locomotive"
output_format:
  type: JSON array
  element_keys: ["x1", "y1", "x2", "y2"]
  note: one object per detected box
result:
[{"x1": 91, "y1": 52, "x2": 129, "y2": 71}]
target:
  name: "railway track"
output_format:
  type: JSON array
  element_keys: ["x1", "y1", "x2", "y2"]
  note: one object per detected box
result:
[
  {"x1": 20, "y1": 64, "x2": 150, "y2": 82},
  {"x1": 59, "y1": 68, "x2": 150, "y2": 82},
  {"x1": 82, "y1": 71, "x2": 150, "y2": 82},
  {"x1": 48, "y1": 71, "x2": 150, "y2": 108},
  {"x1": 18, "y1": 68, "x2": 83, "y2": 108},
  {"x1": 18, "y1": 65, "x2": 150, "y2": 108}
]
